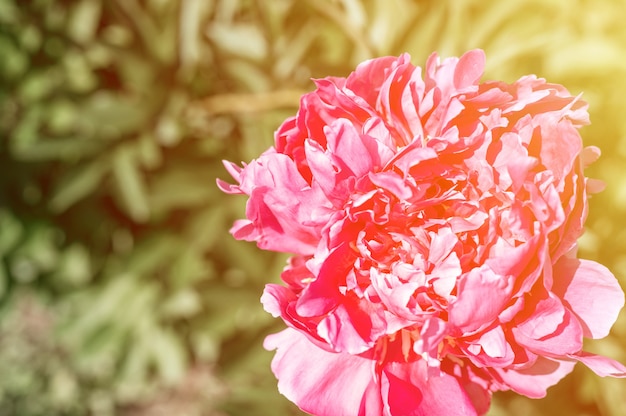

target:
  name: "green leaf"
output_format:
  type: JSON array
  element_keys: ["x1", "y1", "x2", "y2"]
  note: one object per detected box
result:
[
  {"x1": 49, "y1": 160, "x2": 108, "y2": 213},
  {"x1": 149, "y1": 327, "x2": 188, "y2": 384},
  {"x1": 148, "y1": 168, "x2": 217, "y2": 217},
  {"x1": 60, "y1": 276, "x2": 138, "y2": 347},
  {"x1": 18, "y1": 69, "x2": 61, "y2": 103},
  {"x1": 62, "y1": 49, "x2": 98, "y2": 93},
  {"x1": 67, "y1": 0, "x2": 102, "y2": 44},
  {"x1": 52, "y1": 243, "x2": 92, "y2": 287},
  {"x1": 0, "y1": 36, "x2": 28, "y2": 79},
  {"x1": 206, "y1": 22, "x2": 268, "y2": 61},
  {"x1": 137, "y1": 133, "x2": 162, "y2": 170},
  {"x1": 160, "y1": 289, "x2": 202, "y2": 319},
  {"x1": 179, "y1": 0, "x2": 215, "y2": 71},
  {"x1": 112, "y1": 145, "x2": 150, "y2": 222},
  {"x1": 125, "y1": 235, "x2": 180, "y2": 277},
  {"x1": 0, "y1": 261, "x2": 7, "y2": 299},
  {"x1": 0, "y1": 209, "x2": 23, "y2": 255}
]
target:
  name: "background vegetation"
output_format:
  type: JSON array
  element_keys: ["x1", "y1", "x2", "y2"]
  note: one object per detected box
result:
[{"x1": 1, "y1": 0, "x2": 625, "y2": 415}]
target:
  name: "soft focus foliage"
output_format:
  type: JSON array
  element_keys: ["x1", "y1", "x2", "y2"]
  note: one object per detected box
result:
[{"x1": 0, "y1": 0, "x2": 625, "y2": 415}]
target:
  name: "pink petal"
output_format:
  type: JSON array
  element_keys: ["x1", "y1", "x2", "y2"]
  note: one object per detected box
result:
[
  {"x1": 515, "y1": 290, "x2": 565, "y2": 340},
  {"x1": 568, "y1": 352, "x2": 626, "y2": 378},
  {"x1": 215, "y1": 177, "x2": 240, "y2": 194},
  {"x1": 317, "y1": 296, "x2": 386, "y2": 354},
  {"x1": 449, "y1": 266, "x2": 514, "y2": 333},
  {"x1": 586, "y1": 178, "x2": 606, "y2": 194},
  {"x1": 305, "y1": 139, "x2": 353, "y2": 204},
  {"x1": 513, "y1": 306, "x2": 583, "y2": 356},
  {"x1": 234, "y1": 153, "x2": 334, "y2": 255},
  {"x1": 414, "y1": 317, "x2": 448, "y2": 366},
  {"x1": 477, "y1": 325, "x2": 509, "y2": 359},
  {"x1": 325, "y1": 118, "x2": 374, "y2": 177},
  {"x1": 264, "y1": 328, "x2": 383, "y2": 416},
  {"x1": 486, "y1": 235, "x2": 544, "y2": 295},
  {"x1": 552, "y1": 257, "x2": 625, "y2": 339},
  {"x1": 536, "y1": 114, "x2": 582, "y2": 182},
  {"x1": 454, "y1": 49, "x2": 485, "y2": 90},
  {"x1": 369, "y1": 171, "x2": 413, "y2": 200},
  {"x1": 462, "y1": 325, "x2": 515, "y2": 369},
  {"x1": 346, "y1": 54, "x2": 409, "y2": 107},
  {"x1": 296, "y1": 242, "x2": 356, "y2": 317},
  {"x1": 581, "y1": 145, "x2": 601, "y2": 168},
  {"x1": 493, "y1": 356, "x2": 576, "y2": 398},
  {"x1": 382, "y1": 361, "x2": 479, "y2": 416},
  {"x1": 260, "y1": 284, "x2": 295, "y2": 318},
  {"x1": 370, "y1": 269, "x2": 422, "y2": 321}
]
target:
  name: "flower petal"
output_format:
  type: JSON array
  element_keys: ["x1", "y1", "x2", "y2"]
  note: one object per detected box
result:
[
  {"x1": 493, "y1": 356, "x2": 576, "y2": 398},
  {"x1": 264, "y1": 328, "x2": 383, "y2": 416},
  {"x1": 449, "y1": 266, "x2": 514, "y2": 333},
  {"x1": 568, "y1": 351, "x2": 626, "y2": 378},
  {"x1": 454, "y1": 49, "x2": 485, "y2": 90},
  {"x1": 552, "y1": 257, "x2": 625, "y2": 339},
  {"x1": 382, "y1": 361, "x2": 479, "y2": 416}
]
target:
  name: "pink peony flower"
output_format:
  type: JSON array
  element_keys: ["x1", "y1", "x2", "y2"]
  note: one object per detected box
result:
[{"x1": 218, "y1": 50, "x2": 626, "y2": 416}]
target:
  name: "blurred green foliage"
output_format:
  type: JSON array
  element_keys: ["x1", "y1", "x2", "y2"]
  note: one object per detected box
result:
[{"x1": 0, "y1": 0, "x2": 624, "y2": 415}]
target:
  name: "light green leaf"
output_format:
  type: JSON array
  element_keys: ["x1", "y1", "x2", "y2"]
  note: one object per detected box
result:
[
  {"x1": 112, "y1": 145, "x2": 150, "y2": 223},
  {"x1": 53, "y1": 243, "x2": 92, "y2": 287},
  {"x1": 49, "y1": 160, "x2": 108, "y2": 213},
  {"x1": 0, "y1": 261, "x2": 7, "y2": 299},
  {"x1": 206, "y1": 22, "x2": 268, "y2": 61},
  {"x1": 63, "y1": 50, "x2": 98, "y2": 93},
  {"x1": 125, "y1": 235, "x2": 180, "y2": 277},
  {"x1": 149, "y1": 327, "x2": 187, "y2": 384},
  {"x1": 222, "y1": 58, "x2": 272, "y2": 93},
  {"x1": 0, "y1": 209, "x2": 23, "y2": 255},
  {"x1": 168, "y1": 246, "x2": 212, "y2": 287},
  {"x1": 148, "y1": 168, "x2": 217, "y2": 218},
  {"x1": 67, "y1": 0, "x2": 102, "y2": 44},
  {"x1": 160, "y1": 289, "x2": 202, "y2": 319},
  {"x1": 137, "y1": 133, "x2": 162, "y2": 170}
]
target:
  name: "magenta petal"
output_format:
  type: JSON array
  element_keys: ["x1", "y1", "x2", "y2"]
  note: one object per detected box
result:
[
  {"x1": 568, "y1": 352, "x2": 626, "y2": 378},
  {"x1": 382, "y1": 361, "x2": 479, "y2": 416},
  {"x1": 296, "y1": 242, "x2": 356, "y2": 317},
  {"x1": 552, "y1": 257, "x2": 625, "y2": 339},
  {"x1": 381, "y1": 370, "x2": 424, "y2": 415},
  {"x1": 317, "y1": 297, "x2": 385, "y2": 354},
  {"x1": 264, "y1": 328, "x2": 382, "y2": 416}
]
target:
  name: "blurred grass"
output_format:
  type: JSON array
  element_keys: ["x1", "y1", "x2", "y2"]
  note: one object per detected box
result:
[{"x1": 0, "y1": 0, "x2": 624, "y2": 415}]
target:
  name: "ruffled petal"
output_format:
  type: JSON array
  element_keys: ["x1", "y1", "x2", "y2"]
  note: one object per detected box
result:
[
  {"x1": 552, "y1": 257, "x2": 625, "y2": 339},
  {"x1": 493, "y1": 356, "x2": 576, "y2": 399},
  {"x1": 264, "y1": 328, "x2": 382, "y2": 416},
  {"x1": 382, "y1": 361, "x2": 479, "y2": 416},
  {"x1": 449, "y1": 266, "x2": 514, "y2": 333}
]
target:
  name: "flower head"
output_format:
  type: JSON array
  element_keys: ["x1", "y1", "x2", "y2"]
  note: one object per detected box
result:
[{"x1": 219, "y1": 50, "x2": 626, "y2": 416}]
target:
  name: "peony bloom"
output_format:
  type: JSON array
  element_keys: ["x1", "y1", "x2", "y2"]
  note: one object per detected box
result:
[{"x1": 218, "y1": 50, "x2": 626, "y2": 416}]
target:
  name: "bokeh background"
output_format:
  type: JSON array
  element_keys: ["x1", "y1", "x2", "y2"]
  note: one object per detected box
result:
[{"x1": 1, "y1": 0, "x2": 625, "y2": 415}]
